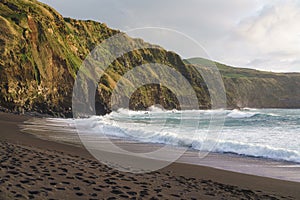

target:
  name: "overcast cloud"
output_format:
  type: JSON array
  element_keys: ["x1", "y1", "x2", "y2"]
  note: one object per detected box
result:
[{"x1": 39, "y1": 0, "x2": 300, "y2": 72}]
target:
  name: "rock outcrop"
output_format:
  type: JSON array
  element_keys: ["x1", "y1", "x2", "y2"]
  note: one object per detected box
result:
[{"x1": 0, "y1": 0, "x2": 299, "y2": 117}]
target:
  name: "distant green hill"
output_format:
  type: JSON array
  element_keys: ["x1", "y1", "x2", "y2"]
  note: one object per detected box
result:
[
  {"x1": 0, "y1": 0, "x2": 299, "y2": 117},
  {"x1": 185, "y1": 58, "x2": 300, "y2": 109}
]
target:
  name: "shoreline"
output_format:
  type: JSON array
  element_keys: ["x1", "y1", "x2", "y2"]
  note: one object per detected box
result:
[
  {"x1": 21, "y1": 113, "x2": 300, "y2": 183},
  {"x1": 1, "y1": 112, "x2": 300, "y2": 199}
]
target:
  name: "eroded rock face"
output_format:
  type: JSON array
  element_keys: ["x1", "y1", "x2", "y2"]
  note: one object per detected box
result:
[
  {"x1": 0, "y1": 0, "x2": 299, "y2": 117},
  {"x1": 0, "y1": 0, "x2": 211, "y2": 117},
  {"x1": 186, "y1": 58, "x2": 300, "y2": 109},
  {"x1": 0, "y1": 1, "x2": 80, "y2": 116}
]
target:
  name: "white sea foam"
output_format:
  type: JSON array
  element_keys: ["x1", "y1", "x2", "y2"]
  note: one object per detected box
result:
[
  {"x1": 25, "y1": 108, "x2": 300, "y2": 163},
  {"x1": 227, "y1": 109, "x2": 258, "y2": 118}
]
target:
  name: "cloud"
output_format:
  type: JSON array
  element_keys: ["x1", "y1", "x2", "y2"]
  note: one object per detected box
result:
[
  {"x1": 220, "y1": 0, "x2": 300, "y2": 72},
  {"x1": 39, "y1": 0, "x2": 300, "y2": 72}
]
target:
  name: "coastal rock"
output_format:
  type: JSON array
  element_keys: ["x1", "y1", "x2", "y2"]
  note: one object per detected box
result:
[{"x1": 0, "y1": 0, "x2": 299, "y2": 117}]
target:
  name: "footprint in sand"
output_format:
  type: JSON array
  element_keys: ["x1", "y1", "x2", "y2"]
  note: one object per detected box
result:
[
  {"x1": 106, "y1": 197, "x2": 117, "y2": 200},
  {"x1": 122, "y1": 186, "x2": 131, "y2": 190},
  {"x1": 75, "y1": 192, "x2": 84, "y2": 196},
  {"x1": 61, "y1": 181, "x2": 70, "y2": 185},
  {"x1": 127, "y1": 191, "x2": 137, "y2": 196},
  {"x1": 73, "y1": 186, "x2": 81, "y2": 191},
  {"x1": 28, "y1": 190, "x2": 39, "y2": 195},
  {"x1": 93, "y1": 187, "x2": 102, "y2": 192},
  {"x1": 42, "y1": 187, "x2": 52, "y2": 191},
  {"x1": 110, "y1": 189, "x2": 124, "y2": 195}
]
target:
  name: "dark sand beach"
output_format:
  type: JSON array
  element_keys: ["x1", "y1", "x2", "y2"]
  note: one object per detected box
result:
[{"x1": 0, "y1": 112, "x2": 299, "y2": 199}]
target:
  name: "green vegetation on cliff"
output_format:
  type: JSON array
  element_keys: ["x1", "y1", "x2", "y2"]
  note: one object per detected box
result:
[
  {"x1": 0, "y1": 0, "x2": 299, "y2": 117},
  {"x1": 0, "y1": 0, "x2": 211, "y2": 116},
  {"x1": 185, "y1": 58, "x2": 300, "y2": 109}
]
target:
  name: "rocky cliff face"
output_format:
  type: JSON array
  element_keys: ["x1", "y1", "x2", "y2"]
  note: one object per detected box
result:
[
  {"x1": 186, "y1": 58, "x2": 300, "y2": 109},
  {"x1": 0, "y1": 0, "x2": 211, "y2": 117},
  {"x1": 0, "y1": 0, "x2": 299, "y2": 117}
]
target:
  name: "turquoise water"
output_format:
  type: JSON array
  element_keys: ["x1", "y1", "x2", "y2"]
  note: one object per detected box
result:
[
  {"x1": 20, "y1": 108, "x2": 300, "y2": 181},
  {"x1": 24, "y1": 108, "x2": 300, "y2": 163},
  {"x1": 83, "y1": 108, "x2": 300, "y2": 163}
]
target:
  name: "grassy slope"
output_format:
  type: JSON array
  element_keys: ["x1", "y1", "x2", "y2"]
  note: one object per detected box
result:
[
  {"x1": 185, "y1": 57, "x2": 300, "y2": 108},
  {"x1": 0, "y1": 0, "x2": 299, "y2": 117},
  {"x1": 0, "y1": 0, "x2": 211, "y2": 116}
]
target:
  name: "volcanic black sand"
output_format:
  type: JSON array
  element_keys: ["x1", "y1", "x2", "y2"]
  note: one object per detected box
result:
[{"x1": 0, "y1": 112, "x2": 299, "y2": 199}]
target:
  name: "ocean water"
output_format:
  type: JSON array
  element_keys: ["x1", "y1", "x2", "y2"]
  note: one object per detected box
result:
[
  {"x1": 20, "y1": 108, "x2": 300, "y2": 180},
  {"x1": 23, "y1": 108, "x2": 300, "y2": 164},
  {"x1": 70, "y1": 108, "x2": 300, "y2": 163}
]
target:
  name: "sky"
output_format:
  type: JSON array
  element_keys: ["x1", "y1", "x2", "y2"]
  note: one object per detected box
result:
[{"x1": 39, "y1": 0, "x2": 300, "y2": 72}]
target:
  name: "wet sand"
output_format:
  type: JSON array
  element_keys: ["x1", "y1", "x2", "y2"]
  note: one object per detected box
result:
[{"x1": 0, "y1": 112, "x2": 299, "y2": 199}]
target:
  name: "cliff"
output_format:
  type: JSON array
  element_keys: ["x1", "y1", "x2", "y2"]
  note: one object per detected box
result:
[
  {"x1": 185, "y1": 58, "x2": 300, "y2": 109},
  {"x1": 0, "y1": 0, "x2": 299, "y2": 117},
  {"x1": 0, "y1": 0, "x2": 211, "y2": 117}
]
